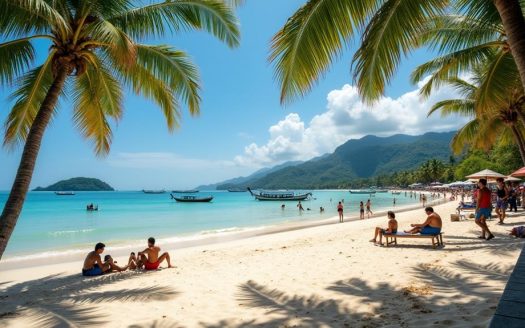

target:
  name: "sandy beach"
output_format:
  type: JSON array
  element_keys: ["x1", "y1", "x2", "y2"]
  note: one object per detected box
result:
[{"x1": 1, "y1": 200, "x2": 524, "y2": 327}]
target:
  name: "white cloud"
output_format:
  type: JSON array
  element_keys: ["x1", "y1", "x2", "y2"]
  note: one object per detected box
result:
[{"x1": 235, "y1": 80, "x2": 467, "y2": 167}]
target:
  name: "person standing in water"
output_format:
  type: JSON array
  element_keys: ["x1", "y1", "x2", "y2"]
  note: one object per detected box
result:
[
  {"x1": 359, "y1": 201, "x2": 365, "y2": 220},
  {"x1": 297, "y1": 201, "x2": 304, "y2": 211},
  {"x1": 366, "y1": 199, "x2": 373, "y2": 218},
  {"x1": 337, "y1": 201, "x2": 344, "y2": 223}
]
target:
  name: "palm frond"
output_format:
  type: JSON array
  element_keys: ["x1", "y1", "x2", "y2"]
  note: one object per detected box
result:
[
  {"x1": 85, "y1": 19, "x2": 137, "y2": 67},
  {"x1": 352, "y1": 0, "x2": 447, "y2": 103},
  {"x1": 269, "y1": 0, "x2": 376, "y2": 104},
  {"x1": 420, "y1": 14, "x2": 503, "y2": 54},
  {"x1": 72, "y1": 58, "x2": 123, "y2": 155},
  {"x1": 112, "y1": 57, "x2": 179, "y2": 131},
  {"x1": 0, "y1": 0, "x2": 69, "y2": 38},
  {"x1": 3, "y1": 53, "x2": 56, "y2": 148},
  {"x1": 411, "y1": 43, "x2": 502, "y2": 98},
  {"x1": 135, "y1": 44, "x2": 200, "y2": 115},
  {"x1": 451, "y1": 119, "x2": 480, "y2": 153},
  {"x1": 0, "y1": 38, "x2": 36, "y2": 86},
  {"x1": 109, "y1": 0, "x2": 240, "y2": 47},
  {"x1": 428, "y1": 99, "x2": 475, "y2": 117},
  {"x1": 476, "y1": 50, "x2": 522, "y2": 115}
]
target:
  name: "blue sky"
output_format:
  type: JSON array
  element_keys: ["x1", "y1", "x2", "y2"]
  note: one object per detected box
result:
[{"x1": 0, "y1": 0, "x2": 466, "y2": 190}]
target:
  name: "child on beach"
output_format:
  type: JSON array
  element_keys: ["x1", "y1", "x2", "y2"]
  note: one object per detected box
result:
[{"x1": 370, "y1": 211, "x2": 398, "y2": 245}]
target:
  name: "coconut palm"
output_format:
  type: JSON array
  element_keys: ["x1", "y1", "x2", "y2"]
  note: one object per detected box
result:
[
  {"x1": 269, "y1": 0, "x2": 525, "y2": 104},
  {"x1": 0, "y1": 0, "x2": 240, "y2": 260},
  {"x1": 427, "y1": 69, "x2": 525, "y2": 164}
]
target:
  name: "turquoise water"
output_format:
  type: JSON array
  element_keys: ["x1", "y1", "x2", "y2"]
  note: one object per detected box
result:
[{"x1": 0, "y1": 190, "x2": 423, "y2": 258}]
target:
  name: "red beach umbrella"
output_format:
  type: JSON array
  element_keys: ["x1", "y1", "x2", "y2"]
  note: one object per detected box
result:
[{"x1": 511, "y1": 167, "x2": 525, "y2": 177}]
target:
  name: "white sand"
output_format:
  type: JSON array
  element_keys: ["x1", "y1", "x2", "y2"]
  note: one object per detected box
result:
[{"x1": 1, "y1": 200, "x2": 524, "y2": 327}]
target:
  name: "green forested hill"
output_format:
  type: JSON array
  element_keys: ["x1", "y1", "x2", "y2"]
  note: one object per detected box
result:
[
  {"x1": 226, "y1": 132, "x2": 454, "y2": 189},
  {"x1": 33, "y1": 177, "x2": 114, "y2": 191}
]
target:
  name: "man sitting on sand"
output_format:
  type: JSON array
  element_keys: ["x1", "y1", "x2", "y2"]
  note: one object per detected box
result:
[
  {"x1": 404, "y1": 207, "x2": 442, "y2": 235},
  {"x1": 134, "y1": 237, "x2": 174, "y2": 270},
  {"x1": 370, "y1": 211, "x2": 398, "y2": 245},
  {"x1": 82, "y1": 242, "x2": 128, "y2": 276}
]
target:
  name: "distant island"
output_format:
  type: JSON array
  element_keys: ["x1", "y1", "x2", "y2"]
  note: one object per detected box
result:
[{"x1": 33, "y1": 177, "x2": 114, "y2": 191}]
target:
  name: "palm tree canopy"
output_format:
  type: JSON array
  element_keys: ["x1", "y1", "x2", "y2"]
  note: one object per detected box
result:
[
  {"x1": 270, "y1": 0, "x2": 525, "y2": 105},
  {"x1": 0, "y1": 0, "x2": 240, "y2": 154}
]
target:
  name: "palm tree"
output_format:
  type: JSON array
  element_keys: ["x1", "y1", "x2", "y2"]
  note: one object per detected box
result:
[
  {"x1": 269, "y1": 0, "x2": 525, "y2": 104},
  {"x1": 0, "y1": 0, "x2": 240, "y2": 260},
  {"x1": 427, "y1": 71, "x2": 525, "y2": 164}
]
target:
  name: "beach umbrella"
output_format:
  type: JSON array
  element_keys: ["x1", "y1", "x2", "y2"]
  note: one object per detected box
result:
[
  {"x1": 511, "y1": 167, "x2": 525, "y2": 177},
  {"x1": 505, "y1": 176, "x2": 522, "y2": 182},
  {"x1": 465, "y1": 169, "x2": 506, "y2": 181}
]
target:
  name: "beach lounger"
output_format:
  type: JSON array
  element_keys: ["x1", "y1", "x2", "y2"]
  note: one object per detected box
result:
[{"x1": 383, "y1": 232, "x2": 444, "y2": 249}]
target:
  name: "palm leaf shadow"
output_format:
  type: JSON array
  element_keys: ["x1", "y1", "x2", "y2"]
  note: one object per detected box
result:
[{"x1": 0, "y1": 271, "x2": 178, "y2": 327}]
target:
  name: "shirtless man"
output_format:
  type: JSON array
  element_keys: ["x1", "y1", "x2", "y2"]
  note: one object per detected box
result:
[
  {"x1": 136, "y1": 237, "x2": 174, "y2": 270},
  {"x1": 82, "y1": 242, "x2": 128, "y2": 276},
  {"x1": 404, "y1": 207, "x2": 442, "y2": 235}
]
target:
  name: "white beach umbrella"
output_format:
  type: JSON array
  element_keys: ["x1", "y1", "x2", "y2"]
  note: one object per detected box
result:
[
  {"x1": 465, "y1": 169, "x2": 506, "y2": 181},
  {"x1": 505, "y1": 176, "x2": 522, "y2": 182}
]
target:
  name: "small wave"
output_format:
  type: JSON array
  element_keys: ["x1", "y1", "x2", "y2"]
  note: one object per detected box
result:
[{"x1": 48, "y1": 229, "x2": 94, "y2": 236}]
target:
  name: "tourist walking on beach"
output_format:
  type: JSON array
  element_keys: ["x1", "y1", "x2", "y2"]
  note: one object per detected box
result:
[
  {"x1": 370, "y1": 211, "x2": 398, "y2": 245},
  {"x1": 366, "y1": 199, "x2": 373, "y2": 218},
  {"x1": 136, "y1": 237, "x2": 174, "y2": 270},
  {"x1": 337, "y1": 201, "x2": 344, "y2": 222},
  {"x1": 475, "y1": 179, "x2": 495, "y2": 240},
  {"x1": 359, "y1": 201, "x2": 365, "y2": 220},
  {"x1": 495, "y1": 177, "x2": 509, "y2": 224}
]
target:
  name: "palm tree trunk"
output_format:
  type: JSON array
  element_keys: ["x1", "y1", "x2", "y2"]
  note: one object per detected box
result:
[
  {"x1": 0, "y1": 67, "x2": 69, "y2": 260},
  {"x1": 510, "y1": 125, "x2": 525, "y2": 165},
  {"x1": 494, "y1": 0, "x2": 525, "y2": 91}
]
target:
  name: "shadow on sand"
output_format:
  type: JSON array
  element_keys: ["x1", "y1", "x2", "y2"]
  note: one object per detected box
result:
[
  {"x1": 198, "y1": 258, "x2": 515, "y2": 328},
  {"x1": 0, "y1": 270, "x2": 178, "y2": 327}
]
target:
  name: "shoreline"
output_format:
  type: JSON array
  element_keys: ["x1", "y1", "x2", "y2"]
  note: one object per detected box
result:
[{"x1": 0, "y1": 193, "x2": 446, "y2": 270}]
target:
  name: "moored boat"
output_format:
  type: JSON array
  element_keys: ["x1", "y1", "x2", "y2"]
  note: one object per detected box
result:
[
  {"x1": 172, "y1": 190, "x2": 199, "y2": 193},
  {"x1": 170, "y1": 194, "x2": 213, "y2": 202},
  {"x1": 55, "y1": 191, "x2": 75, "y2": 195},
  {"x1": 142, "y1": 189, "x2": 166, "y2": 194},
  {"x1": 247, "y1": 188, "x2": 312, "y2": 201},
  {"x1": 227, "y1": 189, "x2": 246, "y2": 192},
  {"x1": 391, "y1": 191, "x2": 402, "y2": 195}
]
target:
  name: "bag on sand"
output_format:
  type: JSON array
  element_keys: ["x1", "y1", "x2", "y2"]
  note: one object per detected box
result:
[{"x1": 511, "y1": 226, "x2": 525, "y2": 238}]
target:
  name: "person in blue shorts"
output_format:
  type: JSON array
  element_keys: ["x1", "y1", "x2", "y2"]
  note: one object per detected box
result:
[
  {"x1": 404, "y1": 207, "x2": 442, "y2": 235},
  {"x1": 82, "y1": 242, "x2": 129, "y2": 276}
]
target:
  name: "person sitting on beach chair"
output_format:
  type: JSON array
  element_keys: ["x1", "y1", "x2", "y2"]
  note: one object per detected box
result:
[
  {"x1": 370, "y1": 211, "x2": 398, "y2": 245},
  {"x1": 404, "y1": 207, "x2": 442, "y2": 235},
  {"x1": 135, "y1": 237, "x2": 174, "y2": 270},
  {"x1": 82, "y1": 242, "x2": 128, "y2": 276}
]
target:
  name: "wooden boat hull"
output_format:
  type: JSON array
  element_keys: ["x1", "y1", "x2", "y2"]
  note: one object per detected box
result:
[
  {"x1": 142, "y1": 190, "x2": 166, "y2": 194},
  {"x1": 253, "y1": 194, "x2": 311, "y2": 201},
  {"x1": 349, "y1": 190, "x2": 376, "y2": 194},
  {"x1": 247, "y1": 188, "x2": 312, "y2": 201},
  {"x1": 55, "y1": 192, "x2": 75, "y2": 195},
  {"x1": 171, "y1": 194, "x2": 213, "y2": 202}
]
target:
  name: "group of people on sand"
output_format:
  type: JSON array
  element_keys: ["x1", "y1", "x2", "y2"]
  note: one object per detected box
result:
[
  {"x1": 369, "y1": 207, "x2": 442, "y2": 246},
  {"x1": 368, "y1": 177, "x2": 525, "y2": 245},
  {"x1": 82, "y1": 237, "x2": 173, "y2": 277}
]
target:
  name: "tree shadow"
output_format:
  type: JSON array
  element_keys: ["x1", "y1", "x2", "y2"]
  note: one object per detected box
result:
[
  {"x1": 0, "y1": 271, "x2": 178, "y2": 327},
  {"x1": 201, "y1": 258, "x2": 513, "y2": 327},
  {"x1": 129, "y1": 319, "x2": 185, "y2": 328}
]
